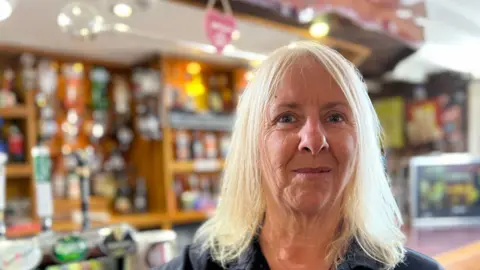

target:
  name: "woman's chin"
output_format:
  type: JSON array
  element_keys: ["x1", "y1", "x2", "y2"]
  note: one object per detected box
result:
[{"x1": 286, "y1": 193, "x2": 331, "y2": 215}]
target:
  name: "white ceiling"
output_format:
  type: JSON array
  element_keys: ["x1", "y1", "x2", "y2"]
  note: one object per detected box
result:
[
  {"x1": 1, "y1": 0, "x2": 480, "y2": 82},
  {"x1": 393, "y1": 0, "x2": 480, "y2": 82},
  {"x1": 0, "y1": 0, "x2": 299, "y2": 66}
]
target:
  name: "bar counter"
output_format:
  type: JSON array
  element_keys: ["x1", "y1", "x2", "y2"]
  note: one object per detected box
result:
[{"x1": 406, "y1": 227, "x2": 480, "y2": 269}]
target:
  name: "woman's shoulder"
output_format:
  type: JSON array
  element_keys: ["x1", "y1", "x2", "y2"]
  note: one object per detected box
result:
[
  {"x1": 155, "y1": 243, "x2": 223, "y2": 270},
  {"x1": 393, "y1": 248, "x2": 443, "y2": 270}
]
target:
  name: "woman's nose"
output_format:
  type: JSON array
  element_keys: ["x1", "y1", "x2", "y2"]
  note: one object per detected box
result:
[{"x1": 298, "y1": 119, "x2": 329, "y2": 155}]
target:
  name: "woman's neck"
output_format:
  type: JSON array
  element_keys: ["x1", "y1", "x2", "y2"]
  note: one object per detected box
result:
[{"x1": 259, "y1": 202, "x2": 343, "y2": 270}]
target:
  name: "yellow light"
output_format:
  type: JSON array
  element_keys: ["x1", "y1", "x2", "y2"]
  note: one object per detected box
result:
[
  {"x1": 72, "y1": 6, "x2": 82, "y2": 16},
  {"x1": 245, "y1": 71, "x2": 254, "y2": 81},
  {"x1": 186, "y1": 75, "x2": 206, "y2": 97},
  {"x1": 73, "y1": 63, "x2": 84, "y2": 73},
  {"x1": 249, "y1": 59, "x2": 263, "y2": 68},
  {"x1": 309, "y1": 21, "x2": 329, "y2": 38},
  {"x1": 231, "y1": 30, "x2": 240, "y2": 41},
  {"x1": 186, "y1": 62, "x2": 201, "y2": 75},
  {"x1": 113, "y1": 3, "x2": 133, "y2": 18}
]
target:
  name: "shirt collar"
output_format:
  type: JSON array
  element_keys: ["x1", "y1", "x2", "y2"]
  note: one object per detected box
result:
[{"x1": 228, "y1": 237, "x2": 382, "y2": 270}]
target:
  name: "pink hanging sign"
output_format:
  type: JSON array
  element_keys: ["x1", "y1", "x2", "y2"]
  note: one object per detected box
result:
[{"x1": 204, "y1": 0, "x2": 237, "y2": 53}]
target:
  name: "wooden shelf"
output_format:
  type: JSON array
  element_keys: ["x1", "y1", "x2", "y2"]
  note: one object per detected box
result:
[
  {"x1": 6, "y1": 163, "x2": 32, "y2": 178},
  {"x1": 109, "y1": 213, "x2": 168, "y2": 229},
  {"x1": 169, "y1": 211, "x2": 209, "y2": 224},
  {"x1": 6, "y1": 220, "x2": 107, "y2": 238},
  {"x1": 0, "y1": 106, "x2": 29, "y2": 118},
  {"x1": 170, "y1": 160, "x2": 225, "y2": 173}
]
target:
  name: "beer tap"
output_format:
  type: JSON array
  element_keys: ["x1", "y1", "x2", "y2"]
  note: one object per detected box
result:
[
  {"x1": 73, "y1": 149, "x2": 91, "y2": 231},
  {"x1": 32, "y1": 146, "x2": 54, "y2": 233},
  {"x1": 0, "y1": 152, "x2": 7, "y2": 240}
]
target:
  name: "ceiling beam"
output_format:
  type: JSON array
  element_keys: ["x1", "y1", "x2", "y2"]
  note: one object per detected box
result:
[{"x1": 170, "y1": 0, "x2": 371, "y2": 66}]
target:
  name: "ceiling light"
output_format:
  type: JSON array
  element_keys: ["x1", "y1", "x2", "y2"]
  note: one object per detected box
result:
[
  {"x1": 57, "y1": 13, "x2": 72, "y2": 27},
  {"x1": 113, "y1": 3, "x2": 133, "y2": 18},
  {"x1": 309, "y1": 21, "x2": 329, "y2": 38},
  {"x1": 58, "y1": 2, "x2": 103, "y2": 40},
  {"x1": 396, "y1": 9, "x2": 412, "y2": 20},
  {"x1": 186, "y1": 62, "x2": 201, "y2": 75},
  {"x1": 245, "y1": 71, "x2": 254, "y2": 81},
  {"x1": 72, "y1": 6, "x2": 82, "y2": 16},
  {"x1": 298, "y1": 7, "x2": 315, "y2": 24},
  {"x1": 223, "y1": 44, "x2": 235, "y2": 53},
  {"x1": 0, "y1": 0, "x2": 14, "y2": 21},
  {"x1": 113, "y1": 23, "x2": 130, "y2": 32},
  {"x1": 80, "y1": 28, "x2": 90, "y2": 36},
  {"x1": 231, "y1": 30, "x2": 240, "y2": 41}
]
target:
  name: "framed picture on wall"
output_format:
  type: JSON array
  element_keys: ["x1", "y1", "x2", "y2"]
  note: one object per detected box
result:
[{"x1": 410, "y1": 153, "x2": 480, "y2": 229}]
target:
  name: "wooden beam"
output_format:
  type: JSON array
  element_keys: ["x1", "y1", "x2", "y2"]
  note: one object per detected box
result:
[
  {"x1": 0, "y1": 44, "x2": 130, "y2": 70},
  {"x1": 171, "y1": 0, "x2": 371, "y2": 66},
  {"x1": 435, "y1": 241, "x2": 480, "y2": 270}
]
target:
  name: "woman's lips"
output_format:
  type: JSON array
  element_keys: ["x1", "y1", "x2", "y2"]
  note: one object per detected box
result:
[{"x1": 292, "y1": 167, "x2": 332, "y2": 173}]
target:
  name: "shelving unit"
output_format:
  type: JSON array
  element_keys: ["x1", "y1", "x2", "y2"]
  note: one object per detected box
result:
[
  {"x1": 159, "y1": 56, "x2": 246, "y2": 226},
  {"x1": 0, "y1": 47, "x2": 248, "y2": 237},
  {"x1": 6, "y1": 163, "x2": 32, "y2": 178},
  {"x1": 0, "y1": 106, "x2": 29, "y2": 118}
]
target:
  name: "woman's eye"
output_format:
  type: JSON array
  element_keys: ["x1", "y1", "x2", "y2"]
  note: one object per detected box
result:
[
  {"x1": 278, "y1": 114, "x2": 297, "y2": 123},
  {"x1": 327, "y1": 113, "x2": 344, "y2": 123}
]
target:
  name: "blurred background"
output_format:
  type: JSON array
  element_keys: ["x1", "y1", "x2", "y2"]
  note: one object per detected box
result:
[{"x1": 0, "y1": 0, "x2": 479, "y2": 269}]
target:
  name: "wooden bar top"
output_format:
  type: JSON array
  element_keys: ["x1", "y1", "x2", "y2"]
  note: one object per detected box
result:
[{"x1": 405, "y1": 227, "x2": 480, "y2": 270}]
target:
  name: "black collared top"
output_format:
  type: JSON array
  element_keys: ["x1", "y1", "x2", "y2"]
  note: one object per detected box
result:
[{"x1": 159, "y1": 238, "x2": 443, "y2": 270}]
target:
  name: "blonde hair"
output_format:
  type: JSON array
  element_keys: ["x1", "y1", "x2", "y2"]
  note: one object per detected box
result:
[{"x1": 194, "y1": 41, "x2": 406, "y2": 269}]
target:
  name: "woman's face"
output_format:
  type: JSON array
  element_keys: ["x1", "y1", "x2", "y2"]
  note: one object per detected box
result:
[{"x1": 261, "y1": 58, "x2": 357, "y2": 215}]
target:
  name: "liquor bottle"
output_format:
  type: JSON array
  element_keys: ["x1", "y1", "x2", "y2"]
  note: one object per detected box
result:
[
  {"x1": 134, "y1": 177, "x2": 148, "y2": 213},
  {"x1": 175, "y1": 130, "x2": 191, "y2": 160},
  {"x1": 7, "y1": 125, "x2": 24, "y2": 163},
  {"x1": 208, "y1": 76, "x2": 223, "y2": 114},
  {"x1": 218, "y1": 75, "x2": 233, "y2": 113},
  {"x1": 0, "y1": 68, "x2": 17, "y2": 108},
  {"x1": 0, "y1": 119, "x2": 7, "y2": 155},
  {"x1": 114, "y1": 175, "x2": 133, "y2": 214},
  {"x1": 204, "y1": 132, "x2": 217, "y2": 159},
  {"x1": 191, "y1": 131, "x2": 204, "y2": 160},
  {"x1": 220, "y1": 133, "x2": 231, "y2": 159}
]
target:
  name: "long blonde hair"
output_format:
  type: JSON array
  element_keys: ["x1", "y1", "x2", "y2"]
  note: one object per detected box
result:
[{"x1": 194, "y1": 41, "x2": 405, "y2": 269}]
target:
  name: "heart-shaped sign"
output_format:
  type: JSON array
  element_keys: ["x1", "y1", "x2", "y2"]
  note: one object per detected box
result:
[{"x1": 204, "y1": 8, "x2": 236, "y2": 53}]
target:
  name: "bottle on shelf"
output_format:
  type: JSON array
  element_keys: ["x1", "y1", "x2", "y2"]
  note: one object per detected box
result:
[
  {"x1": 219, "y1": 132, "x2": 231, "y2": 159},
  {"x1": 204, "y1": 132, "x2": 218, "y2": 159},
  {"x1": 0, "y1": 119, "x2": 7, "y2": 155},
  {"x1": 0, "y1": 68, "x2": 17, "y2": 108},
  {"x1": 208, "y1": 76, "x2": 224, "y2": 114},
  {"x1": 175, "y1": 130, "x2": 191, "y2": 161},
  {"x1": 134, "y1": 177, "x2": 148, "y2": 213},
  {"x1": 7, "y1": 125, "x2": 25, "y2": 163},
  {"x1": 113, "y1": 175, "x2": 133, "y2": 215},
  {"x1": 191, "y1": 131, "x2": 204, "y2": 160}
]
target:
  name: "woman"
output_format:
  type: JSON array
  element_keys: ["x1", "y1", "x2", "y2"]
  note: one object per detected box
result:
[{"x1": 161, "y1": 41, "x2": 442, "y2": 270}]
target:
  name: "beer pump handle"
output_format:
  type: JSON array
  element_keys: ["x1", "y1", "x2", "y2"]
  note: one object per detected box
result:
[
  {"x1": 32, "y1": 146, "x2": 54, "y2": 232},
  {"x1": 0, "y1": 152, "x2": 7, "y2": 238},
  {"x1": 74, "y1": 150, "x2": 91, "y2": 231}
]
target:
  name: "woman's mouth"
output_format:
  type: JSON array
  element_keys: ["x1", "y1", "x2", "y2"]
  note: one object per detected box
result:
[{"x1": 292, "y1": 167, "x2": 332, "y2": 174}]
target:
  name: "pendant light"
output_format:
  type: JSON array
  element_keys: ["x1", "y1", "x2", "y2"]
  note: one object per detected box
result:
[{"x1": 0, "y1": 0, "x2": 15, "y2": 21}]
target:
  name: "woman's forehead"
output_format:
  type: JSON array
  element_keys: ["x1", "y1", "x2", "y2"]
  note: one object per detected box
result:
[{"x1": 271, "y1": 58, "x2": 346, "y2": 104}]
